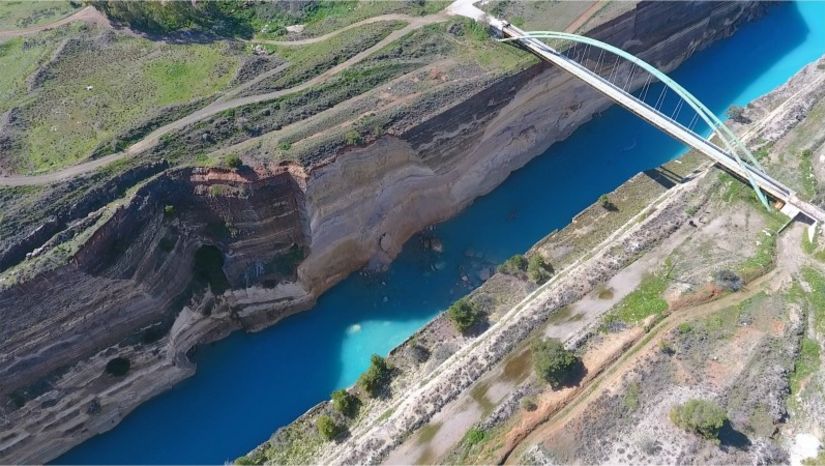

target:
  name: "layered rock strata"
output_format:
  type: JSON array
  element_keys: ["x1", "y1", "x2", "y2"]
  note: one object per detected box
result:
[{"x1": 0, "y1": 1, "x2": 771, "y2": 462}]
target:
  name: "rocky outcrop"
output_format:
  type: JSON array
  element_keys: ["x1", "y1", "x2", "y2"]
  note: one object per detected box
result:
[
  {"x1": 0, "y1": 164, "x2": 312, "y2": 462},
  {"x1": 0, "y1": 1, "x2": 773, "y2": 463}
]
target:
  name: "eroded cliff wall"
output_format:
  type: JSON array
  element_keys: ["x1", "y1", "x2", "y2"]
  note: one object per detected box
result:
[{"x1": 0, "y1": 1, "x2": 769, "y2": 463}]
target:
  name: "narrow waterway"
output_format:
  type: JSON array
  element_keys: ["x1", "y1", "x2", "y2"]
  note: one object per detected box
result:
[{"x1": 57, "y1": 2, "x2": 825, "y2": 464}]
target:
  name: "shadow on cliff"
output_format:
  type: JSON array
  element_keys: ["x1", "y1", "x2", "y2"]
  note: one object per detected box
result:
[{"x1": 55, "y1": 3, "x2": 818, "y2": 464}]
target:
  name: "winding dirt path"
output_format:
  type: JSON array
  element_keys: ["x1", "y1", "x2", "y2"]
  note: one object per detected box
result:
[
  {"x1": 0, "y1": 14, "x2": 447, "y2": 187},
  {"x1": 0, "y1": 6, "x2": 109, "y2": 40},
  {"x1": 563, "y1": 1, "x2": 604, "y2": 33},
  {"x1": 251, "y1": 13, "x2": 432, "y2": 46},
  {"x1": 501, "y1": 224, "x2": 808, "y2": 463}
]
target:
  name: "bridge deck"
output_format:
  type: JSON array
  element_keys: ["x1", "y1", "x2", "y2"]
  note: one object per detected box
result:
[{"x1": 497, "y1": 22, "x2": 825, "y2": 224}]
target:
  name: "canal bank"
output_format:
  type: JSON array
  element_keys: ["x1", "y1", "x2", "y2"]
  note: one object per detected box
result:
[{"x1": 56, "y1": 1, "x2": 825, "y2": 464}]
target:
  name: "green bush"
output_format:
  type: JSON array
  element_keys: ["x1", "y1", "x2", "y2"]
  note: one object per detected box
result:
[
  {"x1": 669, "y1": 399, "x2": 727, "y2": 440},
  {"x1": 357, "y1": 354, "x2": 392, "y2": 397},
  {"x1": 726, "y1": 105, "x2": 750, "y2": 124},
  {"x1": 447, "y1": 298, "x2": 483, "y2": 334},
  {"x1": 527, "y1": 255, "x2": 553, "y2": 284},
  {"x1": 464, "y1": 426, "x2": 486, "y2": 446},
  {"x1": 520, "y1": 396, "x2": 537, "y2": 412},
  {"x1": 331, "y1": 389, "x2": 358, "y2": 417},
  {"x1": 277, "y1": 141, "x2": 292, "y2": 151},
  {"x1": 531, "y1": 338, "x2": 580, "y2": 389},
  {"x1": 226, "y1": 154, "x2": 243, "y2": 169},
  {"x1": 344, "y1": 129, "x2": 363, "y2": 146},
  {"x1": 163, "y1": 204, "x2": 175, "y2": 217},
  {"x1": 714, "y1": 269, "x2": 743, "y2": 291},
  {"x1": 316, "y1": 415, "x2": 342, "y2": 441},
  {"x1": 208, "y1": 185, "x2": 226, "y2": 197},
  {"x1": 158, "y1": 236, "x2": 176, "y2": 252},
  {"x1": 498, "y1": 254, "x2": 527, "y2": 275},
  {"x1": 105, "y1": 357, "x2": 131, "y2": 377},
  {"x1": 91, "y1": 0, "x2": 256, "y2": 37},
  {"x1": 598, "y1": 194, "x2": 617, "y2": 211}
]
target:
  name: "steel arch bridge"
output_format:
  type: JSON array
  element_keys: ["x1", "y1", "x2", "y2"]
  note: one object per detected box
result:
[{"x1": 498, "y1": 28, "x2": 773, "y2": 208}]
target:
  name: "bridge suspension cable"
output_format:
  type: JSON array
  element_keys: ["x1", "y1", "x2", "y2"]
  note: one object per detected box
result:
[{"x1": 499, "y1": 30, "x2": 770, "y2": 208}]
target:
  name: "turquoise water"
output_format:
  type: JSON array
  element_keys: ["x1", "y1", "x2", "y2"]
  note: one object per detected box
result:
[{"x1": 57, "y1": 2, "x2": 825, "y2": 464}]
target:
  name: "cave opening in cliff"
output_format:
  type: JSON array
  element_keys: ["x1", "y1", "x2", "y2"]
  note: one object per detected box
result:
[{"x1": 193, "y1": 245, "x2": 230, "y2": 294}]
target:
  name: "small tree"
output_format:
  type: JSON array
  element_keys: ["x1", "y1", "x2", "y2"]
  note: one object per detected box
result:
[
  {"x1": 520, "y1": 396, "x2": 538, "y2": 412},
  {"x1": 532, "y1": 338, "x2": 580, "y2": 389},
  {"x1": 105, "y1": 357, "x2": 131, "y2": 377},
  {"x1": 498, "y1": 254, "x2": 527, "y2": 275},
  {"x1": 226, "y1": 154, "x2": 242, "y2": 169},
  {"x1": 447, "y1": 298, "x2": 483, "y2": 333},
  {"x1": 527, "y1": 255, "x2": 553, "y2": 284},
  {"x1": 726, "y1": 105, "x2": 750, "y2": 124},
  {"x1": 331, "y1": 389, "x2": 358, "y2": 417},
  {"x1": 599, "y1": 194, "x2": 615, "y2": 211},
  {"x1": 344, "y1": 129, "x2": 362, "y2": 146},
  {"x1": 316, "y1": 415, "x2": 342, "y2": 441},
  {"x1": 357, "y1": 354, "x2": 391, "y2": 397},
  {"x1": 464, "y1": 426, "x2": 486, "y2": 446},
  {"x1": 669, "y1": 399, "x2": 727, "y2": 440},
  {"x1": 714, "y1": 269, "x2": 743, "y2": 292}
]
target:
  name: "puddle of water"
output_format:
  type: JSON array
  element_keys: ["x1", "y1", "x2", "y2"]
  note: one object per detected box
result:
[
  {"x1": 416, "y1": 422, "x2": 443, "y2": 445},
  {"x1": 502, "y1": 348, "x2": 533, "y2": 383},
  {"x1": 470, "y1": 382, "x2": 495, "y2": 415}
]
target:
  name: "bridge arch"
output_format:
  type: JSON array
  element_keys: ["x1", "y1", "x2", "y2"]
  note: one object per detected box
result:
[{"x1": 500, "y1": 30, "x2": 770, "y2": 208}]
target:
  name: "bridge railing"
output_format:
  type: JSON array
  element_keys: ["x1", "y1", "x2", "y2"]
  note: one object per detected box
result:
[{"x1": 498, "y1": 28, "x2": 777, "y2": 207}]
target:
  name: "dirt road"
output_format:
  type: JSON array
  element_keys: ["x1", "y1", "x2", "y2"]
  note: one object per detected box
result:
[
  {"x1": 0, "y1": 6, "x2": 108, "y2": 40},
  {"x1": 0, "y1": 13, "x2": 447, "y2": 187}
]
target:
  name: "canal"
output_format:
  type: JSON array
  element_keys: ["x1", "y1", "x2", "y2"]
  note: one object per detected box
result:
[{"x1": 57, "y1": 1, "x2": 825, "y2": 463}]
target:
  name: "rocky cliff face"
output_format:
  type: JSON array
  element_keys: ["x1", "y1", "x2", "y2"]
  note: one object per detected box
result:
[{"x1": 0, "y1": 1, "x2": 769, "y2": 463}]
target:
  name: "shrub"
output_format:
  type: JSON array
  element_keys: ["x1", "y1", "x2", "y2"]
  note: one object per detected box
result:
[
  {"x1": 91, "y1": 0, "x2": 256, "y2": 37},
  {"x1": 669, "y1": 399, "x2": 727, "y2": 440},
  {"x1": 599, "y1": 194, "x2": 616, "y2": 211},
  {"x1": 520, "y1": 396, "x2": 537, "y2": 411},
  {"x1": 357, "y1": 354, "x2": 391, "y2": 397},
  {"x1": 208, "y1": 185, "x2": 226, "y2": 197},
  {"x1": 714, "y1": 269, "x2": 743, "y2": 291},
  {"x1": 532, "y1": 338, "x2": 580, "y2": 389},
  {"x1": 527, "y1": 255, "x2": 553, "y2": 284},
  {"x1": 409, "y1": 344, "x2": 430, "y2": 364},
  {"x1": 277, "y1": 141, "x2": 291, "y2": 151},
  {"x1": 105, "y1": 357, "x2": 131, "y2": 377},
  {"x1": 498, "y1": 254, "x2": 527, "y2": 275},
  {"x1": 316, "y1": 415, "x2": 342, "y2": 441},
  {"x1": 659, "y1": 339, "x2": 675, "y2": 355},
  {"x1": 464, "y1": 426, "x2": 486, "y2": 446},
  {"x1": 331, "y1": 389, "x2": 358, "y2": 417},
  {"x1": 158, "y1": 236, "x2": 176, "y2": 252},
  {"x1": 163, "y1": 204, "x2": 175, "y2": 217},
  {"x1": 726, "y1": 105, "x2": 751, "y2": 124},
  {"x1": 344, "y1": 129, "x2": 362, "y2": 146},
  {"x1": 447, "y1": 298, "x2": 483, "y2": 334},
  {"x1": 226, "y1": 154, "x2": 243, "y2": 169}
]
